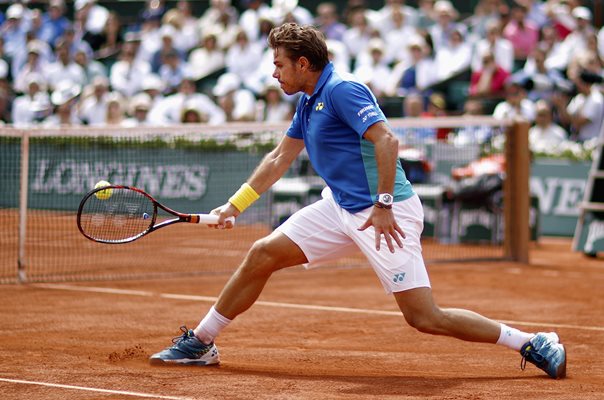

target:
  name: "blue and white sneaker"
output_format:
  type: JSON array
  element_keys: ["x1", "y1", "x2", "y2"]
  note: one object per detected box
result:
[
  {"x1": 520, "y1": 332, "x2": 566, "y2": 379},
  {"x1": 149, "y1": 326, "x2": 220, "y2": 366}
]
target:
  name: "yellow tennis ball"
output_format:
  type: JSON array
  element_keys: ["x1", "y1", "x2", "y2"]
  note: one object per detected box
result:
[{"x1": 94, "y1": 180, "x2": 113, "y2": 200}]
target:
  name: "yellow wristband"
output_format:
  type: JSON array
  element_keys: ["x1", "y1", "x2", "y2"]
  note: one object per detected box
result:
[{"x1": 228, "y1": 183, "x2": 260, "y2": 212}]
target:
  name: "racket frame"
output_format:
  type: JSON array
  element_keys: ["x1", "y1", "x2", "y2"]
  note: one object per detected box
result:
[{"x1": 77, "y1": 185, "x2": 225, "y2": 244}]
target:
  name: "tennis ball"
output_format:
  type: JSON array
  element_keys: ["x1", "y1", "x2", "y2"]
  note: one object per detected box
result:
[{"x1": 94, "y1": 180, "x2": 113, "y2": 200}]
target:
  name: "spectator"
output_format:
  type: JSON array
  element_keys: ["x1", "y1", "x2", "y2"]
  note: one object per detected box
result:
[
  {"x1": 513, "y1": 45, "x2": 570, "y2": 101},
  {"x1": 12, "y1": 32, "x2": 53, "y2": 82},
  {"x1": 240, "y1": 0, "x2": 272, "y2": 44},
  {"x1": 515, "y1": 0, "x2": 548, "y2": 28},
  {"x1": 162, "y1": 8, "x2": 197, "y2": 54},
  {"x1": 492, "y1": 81, "x2": 536, "y2": 121},
  {"x1": 375, "y1": 0, "x2": 418, "y2": 31},
  {"x1": 75, "y1": 0, "x2": 110, "y2": 51},
  {"x1": 557, "y1": 6, "x2": 596, "y2": 71},
  {"x1": 401, "y1": 92, "x2": 436, "y2": 143},
  {"x1": 94, "y1": 11, "x2": 124, "y2": 60},
  {"x1": 529, "y1": 99, "x2": 567, "y2": 152},
  {"x1": 342, "y1": 8, "x2": 375, "y2": 60},
  {"x1": 422, "y1": 92, "x2": 451, "y2": 140},
  {"x1": 74, "y1": 45, "x2": 107, "y2": 86},
  {"x1": 180, "y1": 100, "x2": 209, "y2": 123},
  {"x1": 78, "y1": 75, "x2": 110, "y2": 125},
  {"x1": 599, "y1": 26, "x2": 604, "y2": 63},
  {"x1": 2, "y1": 4, "x2": 29, "y2": 62},
  {"x1": 225, "y1": 28, "x2": 263, "y2": 88},
  {"x1": 564, "y1": 71, "x2": 604, "y2": 142},
  {"x1": 38, "y1": 0, "x2": 70, "y2": 48},
  {"x1": 382, "y1": 5, "x2": 417, "y2": 64},
  {"x1": 257, "y1": 81, "x2": 293, "y2": 122},
  {"x1": 13, "y1": 42, "x2": 48, "y2": 94},
  {"x1": 472, "y1": 19, "x2": 514, "y2": 73},
  {"x1": 151, "y1": 76, "x2": 225, "y2": 125},
  {"x1": 110, "y1": 42, "x2": 152, "y2": 97},
  {"x1": 123, "y1": 92, "x2": 153, "y2": 126},
  {"x1": 503, "y1": 5, "x2": 539, "y2": 63},
  {"x1": 61, "y1": 25, "x2": 94, "y2": 61},
  {"x1": 105, "y1": 91, "x2": 126, "y2": 125},
  {"x1": 354, "y1": 38, "x2": 391, "y2": 98},
  {"x1": 137, "y1": 8, "x2": 163, "y2": 64},
  {"x1": 326, "y1": 39, "x2": 351, "y2": 74},
  {"x1": 454, "y1": 99, "x2": 494, "y2": 145},
  {"x1": 44, "y1": 39, "x2": 87, "y2": 90},
  {"x1": 434, "y1": 26, "x2": 471, "y2": 81},
  {"x1": 315, "y1": 2, "x2": 346, "y2": 41},
  {"x1": 469, "y1": 51, "x2": 510, "y2": 98},
  {"x1": 390, "y1": 36, "x2": 436, "y2": 96},
  {"x1": 213, "y1": 72, "x2": 256, "y2": 122},
  {"x1": 12, "y1": 74, "x2": 51, "y2": 126},
  {"x1": 158, "y1": 48, "x2": 187, "y2": 94},
  {"x1": 141, "y1": 73, "x2": 165, "y2": 109},
  {"x1": 272, "y1": 0, "x2": 314, "y2": 25},
  {"x1": 416, "y1": 0, "x2": 437, "y2": 29},
  {"x1": 429, "y1": 0, "x2": 465, "y2": 52},
  {"x1": 466, "y1": 0, "x2": 507, "y2": 40},
  {"x1": 43, "y1": 80, "x2": 82, "y2": 126},
  {"x1": 150, "y1": 25, "x2": 185, "y2": 74},
  {"x1": 198, "y1": 0, "x2": 238, "y2": 40},
  {"x1": 188, "y1": 30, "x2": 225, "y2": 81}
]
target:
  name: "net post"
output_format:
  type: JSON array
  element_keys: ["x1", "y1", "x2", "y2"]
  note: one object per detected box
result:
[
  {"x1": 504, "y1": 119, "x2": 530, "y2": 263},
  {"x1": 17, "y1": 131, "x2": 29, "y2": 283}
]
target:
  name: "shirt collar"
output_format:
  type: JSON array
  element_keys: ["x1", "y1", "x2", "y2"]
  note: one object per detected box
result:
[{"x1": 306, "y1": 62, "x2": 334, "y2": 99}]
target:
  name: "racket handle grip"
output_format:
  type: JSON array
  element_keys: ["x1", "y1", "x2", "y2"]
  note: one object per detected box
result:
[{"x1": 194, "y1": 214, "x2": 236, "y2": 226}]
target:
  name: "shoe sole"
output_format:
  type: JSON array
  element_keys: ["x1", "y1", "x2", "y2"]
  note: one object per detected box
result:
[{"x1": 149, "y1": 357, "x2": 220, "y2": 366}]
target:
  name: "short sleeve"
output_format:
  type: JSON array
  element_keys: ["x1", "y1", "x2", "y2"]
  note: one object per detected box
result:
[
  {"x1": 286, "y1": 107, "x2": 303, "y2": 139},
  {"x1": 329, "y1": 81, "x2": 386, "y2": 137}
]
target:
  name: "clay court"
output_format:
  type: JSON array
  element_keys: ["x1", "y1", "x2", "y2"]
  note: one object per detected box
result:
[{"x1": 1, "y1": 235, "x2": 603, "y2": 400}]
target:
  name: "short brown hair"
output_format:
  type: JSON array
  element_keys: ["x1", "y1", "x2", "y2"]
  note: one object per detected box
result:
[{"x1": 268, "y1": 23, "x2": 329, "y2": 71}]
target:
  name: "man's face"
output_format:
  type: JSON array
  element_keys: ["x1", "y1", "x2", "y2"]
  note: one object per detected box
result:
[{"x1": 272, "y1": 47, "x2": 304, "y2": 95}]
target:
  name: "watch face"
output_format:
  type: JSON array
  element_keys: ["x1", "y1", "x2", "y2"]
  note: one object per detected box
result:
[{"x1": 378, "y1": 193, "x2": 393, "y2": 205}]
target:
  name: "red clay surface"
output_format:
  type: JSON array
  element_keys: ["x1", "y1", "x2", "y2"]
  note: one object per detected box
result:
[{"x1": 0, "y1": 238, "x2": 603, "y2": 399}]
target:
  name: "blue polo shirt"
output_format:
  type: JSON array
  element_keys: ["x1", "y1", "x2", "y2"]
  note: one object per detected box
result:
[{"x1": 286, "y1": 63, "x2": 415, "y2": 213}]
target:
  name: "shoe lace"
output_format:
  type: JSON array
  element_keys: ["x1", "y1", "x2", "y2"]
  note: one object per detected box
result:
[{"x1": 171, "y1": 325, "x2": 191, "y2": 345}]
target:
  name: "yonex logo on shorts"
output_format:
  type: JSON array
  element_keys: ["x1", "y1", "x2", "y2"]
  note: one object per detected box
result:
[{"x1": 393, "y1": 273, "x2": 406, "y2": 283}]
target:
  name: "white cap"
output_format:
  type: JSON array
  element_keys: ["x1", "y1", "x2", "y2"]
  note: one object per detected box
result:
[
  {"x1": 213, "y1": 73, "x2": 241, "y2": 97},
  {"x1": 51, "y1": 81, "x2": 81, "y2": 106},
  {"x1": 160, "y1": 24, "x2": 177, "y2": 40},
  {"x1": 572, "y1": 6, "x2": 592, "y2": 21},
  {"x1": 6, "y1": 4, "x2": 24, "y2": 19},
  {"x1": 142, "y1": 74, "x2": 164, "y2": 92},
  {"x1": 129, "y1": 92, "x2": 152, "y2": 113},
  {"x1": 74, "y1": 0, "x2": 93, "y2": 11},
  {"x1": 434, "y1": 0, "x2": 458, "y2": 17}
]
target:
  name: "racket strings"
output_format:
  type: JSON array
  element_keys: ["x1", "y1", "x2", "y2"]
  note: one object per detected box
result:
[{"x1": 79, "y1": 188, "x2": 155, "y2": 242}]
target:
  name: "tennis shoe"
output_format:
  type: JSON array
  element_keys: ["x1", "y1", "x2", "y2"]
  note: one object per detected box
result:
[
  {"x1": 520, "y1": 332, "x2": 566, "y2": 379},
  {"x1": 149, "y1": 326, "x2": 219, "y2": 366}
]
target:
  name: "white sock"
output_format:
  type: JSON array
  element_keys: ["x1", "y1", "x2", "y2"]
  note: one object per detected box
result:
[
  {"x1": 193, "y1": 306, "x2": 232, "y2": 344},
  {"x1": 496, "y1": 323, "x2": 534, "y2": 351}
]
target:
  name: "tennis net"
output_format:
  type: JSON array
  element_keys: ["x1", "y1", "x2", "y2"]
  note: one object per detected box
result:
[{"x1": 0, "y1": 116, "x2": 527, "y2": 283}]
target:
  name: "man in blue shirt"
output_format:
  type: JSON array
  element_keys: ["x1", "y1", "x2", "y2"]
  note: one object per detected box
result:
[{"x1": 150, "y1": 23, "x2": 566, "y2": 380}]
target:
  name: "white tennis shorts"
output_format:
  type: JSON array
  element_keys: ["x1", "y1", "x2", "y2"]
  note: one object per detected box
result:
[{"x1": 276, "y1": 187, "x2": 431, "y2": 294}]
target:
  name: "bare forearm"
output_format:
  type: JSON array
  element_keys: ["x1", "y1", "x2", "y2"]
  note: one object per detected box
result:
[
  {"x1": 373, "y1": 131, "x2": 399, "y2": 194},
  {"x1": 245, "y1": 136, "x2": 305, "y2": 195}
]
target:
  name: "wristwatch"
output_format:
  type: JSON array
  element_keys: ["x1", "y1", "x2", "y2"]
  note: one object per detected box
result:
[{"x1": 375, "y1": 193, "x2": 394, "y2": 209}]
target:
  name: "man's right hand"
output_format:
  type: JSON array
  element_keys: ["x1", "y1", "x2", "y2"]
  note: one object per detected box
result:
[{"x1": 210, "y1": 202, "x2": 240, "y2": 229}]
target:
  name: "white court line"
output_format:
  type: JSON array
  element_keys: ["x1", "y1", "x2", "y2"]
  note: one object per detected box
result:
[
  {"x1": 33, "y1": 283, "x2": 604, "y2": 332},
  {"x1": 0, "y1": 377, "x2": 193, "y2": 400}
]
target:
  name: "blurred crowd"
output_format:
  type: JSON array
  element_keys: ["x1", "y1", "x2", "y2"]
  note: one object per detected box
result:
[{"x1": 0, "y1": 0, "x2": 603, "y2": 150}]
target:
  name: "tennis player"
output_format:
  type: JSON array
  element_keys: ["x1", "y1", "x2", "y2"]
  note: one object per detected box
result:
[{"x1": 150, "y1": 23, "x2": 566, "y2": 379}]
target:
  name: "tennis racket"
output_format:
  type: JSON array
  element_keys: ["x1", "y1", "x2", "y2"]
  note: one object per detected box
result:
[{"x1": 77, "y1": 185, "x2": 234, "y2": 244}]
